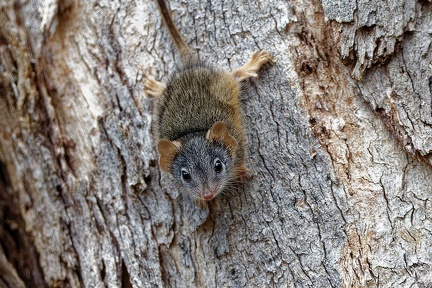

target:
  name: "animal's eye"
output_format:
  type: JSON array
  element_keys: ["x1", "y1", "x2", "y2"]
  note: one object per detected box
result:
[
  {"x1": 181, "y1": 168, "x2": 191, "y2": 182},
  {"x1": 214, "y1": 158, "x2": 224, "y2": 173}
]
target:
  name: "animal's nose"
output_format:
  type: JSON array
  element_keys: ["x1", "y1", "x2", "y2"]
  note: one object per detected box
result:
[{"x1": 201, "y1": 190, "x2": 215, "y2": 200}]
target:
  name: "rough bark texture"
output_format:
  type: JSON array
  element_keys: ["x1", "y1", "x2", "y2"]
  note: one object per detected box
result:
[{"x1": 0, "y1": 0, "x2": 431, "y2": 287}]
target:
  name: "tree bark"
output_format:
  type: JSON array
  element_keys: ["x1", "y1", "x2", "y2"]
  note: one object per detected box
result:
[{"x1": 0, "y1": 0, "x2": 431, "y2": 287}]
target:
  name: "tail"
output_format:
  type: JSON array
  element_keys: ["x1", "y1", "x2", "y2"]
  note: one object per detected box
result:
[{"x1": 157, "y1": 0, "x2": 191, "y2": 61}]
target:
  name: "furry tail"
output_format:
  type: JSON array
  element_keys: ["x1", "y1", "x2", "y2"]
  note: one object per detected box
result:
[{"x1": 157, "y1": 0, "x2": 191, "y2": 61}]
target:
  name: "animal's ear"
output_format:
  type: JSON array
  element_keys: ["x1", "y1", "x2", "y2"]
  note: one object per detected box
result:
[
  {"x1": 158, "y1": 139, "x2": 181, "y2": 172},
  {"x1": 206, "y1": 121, "x2": 238, "y2": 155}
]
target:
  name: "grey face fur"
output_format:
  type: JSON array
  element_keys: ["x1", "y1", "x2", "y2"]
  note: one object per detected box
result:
[{"x1": 171, "y1": 136, "x2": 233, "y2": 200}]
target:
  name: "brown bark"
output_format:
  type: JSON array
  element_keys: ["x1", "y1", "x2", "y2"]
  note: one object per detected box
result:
[{"x1": 0, "y1": 0, "x2": 431, "y2": 287}]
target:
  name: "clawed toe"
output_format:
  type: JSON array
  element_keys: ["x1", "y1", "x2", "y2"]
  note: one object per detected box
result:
[
  {"x1": 232, "y1": 50, "x2": 275, "y2": 82},
  {"x1": 144, "y1": 76, "x2": 166, "y2": 97}
]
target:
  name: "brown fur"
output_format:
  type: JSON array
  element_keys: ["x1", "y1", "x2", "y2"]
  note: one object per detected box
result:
[
  {"x1": 145, "y1": 0, "x2": 274, "y2": 201},
  {"x1": 156, "y1": 0, "x2": 190, "y2": 61},
  {"x1": 158, "y1": 139, "x2": 181, "y2": 172},
  {"x1": 157, "y1": 65, "x2": 247, "y2": 173},
  {"x1": 206, "y1": 121, "x2": 238, "y2": 157}
]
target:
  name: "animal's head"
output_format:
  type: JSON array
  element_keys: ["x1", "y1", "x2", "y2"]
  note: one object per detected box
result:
[{"x1": 158, "y1": 121, "x2": 238, "y2": 201}]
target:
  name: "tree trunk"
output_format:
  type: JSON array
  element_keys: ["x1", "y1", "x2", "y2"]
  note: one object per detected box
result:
[{"x1": 1, "y1": 0, "x2": 431, "y2": 287}]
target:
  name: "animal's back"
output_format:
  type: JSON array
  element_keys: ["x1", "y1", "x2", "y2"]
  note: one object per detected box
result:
[{"x1": 158, "y1": 63, "x2": 244, "y2": 139}]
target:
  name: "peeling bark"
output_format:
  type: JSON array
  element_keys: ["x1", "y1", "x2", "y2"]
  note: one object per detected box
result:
[
  {"x1": 323, "y1": 0, "x2": 432, "y2": 165},
  {"x1": 0, "y1": 0, "x2": 431, "y2": 287}
]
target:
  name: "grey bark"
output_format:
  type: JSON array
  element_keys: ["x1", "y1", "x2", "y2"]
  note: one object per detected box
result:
[{"x1": 0, "y1": 0, "x2": 431, "y2": 287}]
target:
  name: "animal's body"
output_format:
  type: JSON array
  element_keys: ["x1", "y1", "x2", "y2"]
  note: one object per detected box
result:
[{"x1": 145, "y1": 0, "x2": 274, "y2": 203}]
